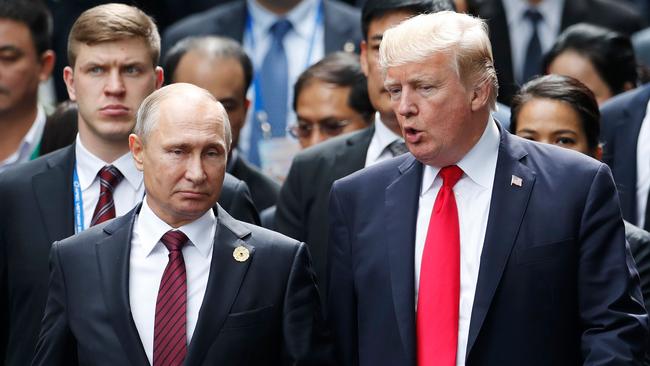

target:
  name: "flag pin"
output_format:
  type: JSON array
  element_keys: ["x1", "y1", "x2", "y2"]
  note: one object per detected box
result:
[{"x1": 511, "y1": 175, "x2": 523, "y2": 187}]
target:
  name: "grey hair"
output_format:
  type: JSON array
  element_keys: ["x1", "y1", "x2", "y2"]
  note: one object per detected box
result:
[
  {"x1": 379, "y1": 11, "x2": 498, "y2": 110},
  {"x1": 134, "y1": 83, "x2": 232, "y2": 151}
]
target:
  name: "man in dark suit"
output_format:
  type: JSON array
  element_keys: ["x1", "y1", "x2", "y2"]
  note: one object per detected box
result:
[
  {"x1": 327, "y1": 11, "x2": 647, "y2": 365},
  {"x1": 600, "y1": 84, "x2": 650, "y2": 231},
  {"x1": 275, "y1": 0, "x2": 453, "y2": 301},
  {"x1": 470, "y1": 0, "x2": 645, "y2": 105},
  {"x1": 32, "y1": 83, "x2": 332, "y2": 366},
  {"x1": 0, "y1": 5, "x2": 258, "y2": 366},
  {"x1": 164, "y1": 36, "x2": 280, "y2": 212}
]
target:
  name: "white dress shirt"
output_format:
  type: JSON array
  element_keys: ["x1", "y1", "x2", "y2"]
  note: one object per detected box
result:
[
  {"x1": 239, "y1": 0, "x2": 325, "y2": 156},
  {"x1": 502, "y1": 0, "x2": 564, "y2": 84},
  {"x1": 636, "y1": 99, "x2": 650, "y2": 227},
  {"x1": 364, "y1": 113, "x2": 404, "y2": 167},
  {"x1": 414, "y1": 119, "x2": 500, "y2": 365},
  {"x1": 0, "y1": 105, "x2": 46, "y2": 173},
  {"x1": 130, "y1": 198, "x2": 216, "y2": 364},
  {"x1": 74, "y1": 135, "x2": 144, "y2": 230}
]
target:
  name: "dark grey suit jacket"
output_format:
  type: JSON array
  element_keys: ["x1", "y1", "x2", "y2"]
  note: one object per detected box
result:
[
  {"x1": 0, "y1": 145, "x2": 258, "y2": 366},
  {"x1": 31, "y1": 204, "x2": 333, "y2": 366},
  {"x1": 472, "y1": 0, "x2": 645, "y2": 105},
  {"x1": 228, "y1": 154, "x2": 280, "y2": 212},
  {"x1": 162, "y1": 0, "x2": 362, "y2": 56},
  {"x1": 275, "y1": 126, "x2": 373, "y2": 299}
]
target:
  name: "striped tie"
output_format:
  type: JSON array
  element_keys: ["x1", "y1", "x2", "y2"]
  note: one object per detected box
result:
[
  {"x1": 153, "y1": 230, "x2": 189, "y2": 366},
  {"x1": 90, "y1": 165, "x2": 123, "y2": 226}
]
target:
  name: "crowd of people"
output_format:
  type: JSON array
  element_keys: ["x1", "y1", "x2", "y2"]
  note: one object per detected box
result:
[{"x1": 2, "y1": 0, "x2": 650, "y2": 365}]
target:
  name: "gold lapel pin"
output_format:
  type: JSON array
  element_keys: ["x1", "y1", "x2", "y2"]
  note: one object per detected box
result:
[
  {"x1": 233, "y1": 246, "x2": 250, "y2": 263},
  {"x1": 511, "y1": 175, "x2": 523, "y2": 187}
]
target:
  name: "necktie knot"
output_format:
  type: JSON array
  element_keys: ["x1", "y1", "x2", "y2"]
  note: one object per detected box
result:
[
  {"x1": 387, "y1": 140, "x2": 408, "y2": 157},
  {"x1": 524, "y1": 8, "x2": 543, "y2": 24},
  {"x1": 270, "y1": 19, "x2": 292, "y2": 40},
  {"x1": 90, "y1": 165, "x2": 124, "y2": 226},
  {"x1": 439, "y1": 165, "x2": 463, "y2": 188},
  {"x1": 160, "y1": 230, "x2": 188, "y2": 252},
  {"x1": 98, "y1": 165, "x2": 123, "y2": 189}
]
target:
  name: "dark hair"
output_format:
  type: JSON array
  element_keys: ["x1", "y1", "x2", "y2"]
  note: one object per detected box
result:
[
  {"x1": 0, "y1": 0, "x2": 52, "y2": 54},
  {"x1": 293, "y1": 52, "x2": 374, "y2": 123},
  {"x1": 163, "y1": 36, "x2": 253, "y2": 94},
  {"x1": 361, "y1": 0, "x2": 455, "y2": 40},
  {"x1": 510, "y1": 74, "x2": 600, "y2": 152},
  {"x1": 543, "y1": 23, "x2": 637, "y2": 96}
]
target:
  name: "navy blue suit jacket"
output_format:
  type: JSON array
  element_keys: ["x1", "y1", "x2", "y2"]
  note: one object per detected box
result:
[
  {"x1": 601, "y1": 83, "x2": 650, "y2": 225},
  {"x1": 327, "y1": 125, "x2": 648, "y2": 365}
]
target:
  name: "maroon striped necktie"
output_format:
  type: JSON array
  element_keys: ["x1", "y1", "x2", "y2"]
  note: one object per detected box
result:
[
  {"x1": 89, "y1": 165, "x2": 123, "y2": 226},
  {"x1": 153, "y1": 230, "x2": 189, "y2": 366}
]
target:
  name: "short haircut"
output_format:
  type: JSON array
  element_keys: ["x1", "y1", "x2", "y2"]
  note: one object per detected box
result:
[
  {"x1": 0, "y1": 0, "x2": 52, "y2": 54},
  {"x1": 361, "y1": 0, "x2": 455, "y2": 40},
  {"x1": 67, "y1": 3, "x2": 160, "y2": 67},
  {"x1": 293, "y1": 52, "x2": 374, "y2": 123},
  {"x1": 543, "y1": 23, "x2": 637, "y2": 95},
  {"x1": 163, "y1": 36, "x2": 253, "y2": 94},
  {"x1": 379, "y1": 11, "x2": 498, "y2": 109},
  {"x1": 135, "y1": 83, "x2": 232, "y2": 151},
  {"x1": 510, "y1": 74, "x2": 600, "y2": 152}
]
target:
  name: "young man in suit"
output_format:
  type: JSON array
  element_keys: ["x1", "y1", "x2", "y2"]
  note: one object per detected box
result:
[
  {"x1": 32, "y1": 83, "x2": 333, "y2": 366},
  {"x1": 327, "y1": 11, "x2": 647, "y2": 365},
  {"x1": 0, "y1": 5, "x2": 257, "y2": 365}
]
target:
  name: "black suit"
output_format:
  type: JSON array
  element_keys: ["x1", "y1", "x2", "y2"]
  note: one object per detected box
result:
[
  {"x1": 32, "y1": 204, "x2": 333, "y2": 366},
  {"x1": 228, "y1": 154, "x2": 280, "y2": 212},
  {"x1": 275, "y1": 126, "x2": 373, "y2": 298},
  {"x1": 0, "y1": 145, "x2": 258, "y2": 366},
  {"x1": 600, "y1": 83, "x2": 650, "y2": 225},
  {"x1": 472, "y1": 0, "x2": 645, "y2": 105},
  {"x1": 162, "y1": 0, "x2": 362, "y2": 56}
]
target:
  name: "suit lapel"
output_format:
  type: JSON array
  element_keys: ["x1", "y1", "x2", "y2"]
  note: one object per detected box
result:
[
  {"x1": 385, "y1": 155, "x2": 422, "y2": 360},
  {"x1": 96, "y1": 205, "x2": 150, "y2": 366},
  {"x1": 185, "y1": 206, "x2": 254, "y2": 365},
  {"x1": 32, "y1": 145, "x2": 75, "y2": 243},
  {"x1": 465, "y1": 132, "x2": 535, "y2": 358},
  {"x1": 323, "y1": 0, "x2": 357, "y2": 53}
]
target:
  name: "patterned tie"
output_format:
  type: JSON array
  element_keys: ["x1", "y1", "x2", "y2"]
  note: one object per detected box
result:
[
  {"x1": 153, "y1": 230, "x2": 189, "y2": 366},
  {"x1": 387, "y1": 140, "x2": 408, "y2": 157},
  {"x1": 89, "y1": 165, "x2": 123, "y2": 226},
  {"x1": 249, "y1": 18, "x2": 293, "y2": 166},
  {"x1": 522, "y1": 8, "x2": 543, "y2": 84},
  {"x1": 417, "y1": 165, "x2": 464, "y2": 366}
]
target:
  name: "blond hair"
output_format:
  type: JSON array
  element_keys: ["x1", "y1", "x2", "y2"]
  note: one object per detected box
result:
[
  {"x1": 379, "y1": 11, "x2": 498, "y2": 109},
  {"x1": 67, "y1": 3, "x2": 160, "y2": 67}
]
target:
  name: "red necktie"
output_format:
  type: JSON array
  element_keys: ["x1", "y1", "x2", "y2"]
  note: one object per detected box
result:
[
  {"x1": 90, "y1": 165, "x2": 123, "y2": 226},
  {"x1": 153, "y1": 230, "x2": 189, "y2": 366},
  {"x1": 417, "y1": 165, "x2": 464, "y2": 366}
]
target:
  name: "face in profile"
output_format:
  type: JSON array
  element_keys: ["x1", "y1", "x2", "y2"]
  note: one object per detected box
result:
[
  {"x1": 64, "y1": 37, "x2": 163, "y2": 144},
  {"x1": 547, "y1": 51, "x2": 612, "y2": 105},
  {"x1": 130, "y1": 92, "x2": 228, "y2": 227},
  {"x1": 514, "y1": 97, "x2": 595, "y2": 157},
  {"x1": 293, "y1": 79, "x2": 368, "y2": 149}
]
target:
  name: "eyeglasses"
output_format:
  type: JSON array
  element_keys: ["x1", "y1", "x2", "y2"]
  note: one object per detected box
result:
[{"x1": 287, "y1": 119, "x2": 352, "y2": 139}]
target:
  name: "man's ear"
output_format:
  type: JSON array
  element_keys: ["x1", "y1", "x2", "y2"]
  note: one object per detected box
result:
[
  {"x1": 129, "y1": 133, "x2": 145, "y2": 171},
  {"x1": 63, "y1": 66, "x2": 77, "y2": 101},
  {"x1": 154, "y1": 66, "x2": 164, "y2": 89},
  {"x1": 38, "y1": 50, "x2": 56, "y2": 82},
  {"x1": 470, "y1": 80, "x2": 491, "y2": 111}
]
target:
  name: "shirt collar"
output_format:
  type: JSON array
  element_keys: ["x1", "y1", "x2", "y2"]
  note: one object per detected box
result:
[
  {"x1": 0, "y1": 105, "x2": 47, "y2": 168},
  {"x1": 374, "y1": 112, "x2": 403, "y2": 150},
  {"x1": 502, "y1": 0, "x2": 564, "y2": 31},
  {"x1": 421, "y1": 118, "x2": 501, "y2": 196},
  {"x1": 138, "y1": 197, "x2": 216, "y2": 258},
  {"x1": 247, "y1": 0, "x2": 318, "y2": 40},
  {"x1": 74, "y1": 134, "x2": 143, "y2": 191}
]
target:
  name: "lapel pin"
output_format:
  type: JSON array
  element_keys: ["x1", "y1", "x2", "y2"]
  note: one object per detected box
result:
[
  {"x1": 233, "y1": 246, "x2": 250, "y2": 263},
  {"x1": 343, "y1": 41, "x2": 355, "y2": 53},
  {"x1": 511, "y1": 175, "x2": 523, "y2": 187}
]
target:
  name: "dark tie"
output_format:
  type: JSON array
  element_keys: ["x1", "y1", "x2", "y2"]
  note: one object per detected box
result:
[
  {"x1": 250, "y1": 19, "x2": 293, "y2": 166},
  {"x1": 417, "y1": 165, "x2": 464, "y2": 366},
  {"x1": 522, "y1": 8, "x2": 543, "y2": 84},
  {"x1": 153, "y1": 230, "x2": 189, "y2": 366},
  {"x1": 89, "y1": 165, "x2": 123, "y2": 226},
  {"x1": 387, "y1": 140, "x2": 408, "y2": 157}
]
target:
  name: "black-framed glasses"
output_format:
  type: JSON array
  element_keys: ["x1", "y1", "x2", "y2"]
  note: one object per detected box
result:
[{"x1": 287, "y1": 119, "x2": 352, "y2": 139}]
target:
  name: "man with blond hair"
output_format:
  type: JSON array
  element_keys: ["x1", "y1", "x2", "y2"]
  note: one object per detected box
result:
[
  {"x1": 32, "y1": 83, "x2": 333, "y2": 366},
  {"x1": 327, "y1": 10, "x2": 647, "y2": 366}
]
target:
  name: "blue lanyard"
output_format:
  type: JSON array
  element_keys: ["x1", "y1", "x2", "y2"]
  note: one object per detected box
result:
[
  {"x1": 246, "y1": 0, "x2": 323, "y2": 135},
  {"x1": 72, "y1": 166, "x2": 85, "y2": 234}
]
